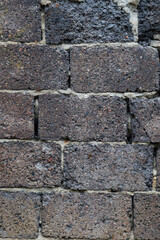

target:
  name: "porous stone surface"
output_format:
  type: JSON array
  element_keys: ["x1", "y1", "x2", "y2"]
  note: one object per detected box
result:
[
  {"x1": 130, "y1": 98, "x2": 160, "y2": 143},
  {"x1": 0, "y1": 0, "x2": 41, "y2": 42},
  {"x1": 42, "y1": 191, "x2": 131, "y2": 239},
  {"x1": 0, "y1": 142, "x2": 61, "y2": 187},
  {"x1": 45, "y1": 0, "x2": 133, "y2": 44},
  {"x1": 156, "y1": 147, "x2": 160, "y2": 190},
  {"x1": 0, "y1": 45, "x2": 69, "y2": 90},
  {"x1": 63, "y1": 144, "x2": 154, "y2": 191},
  {"x1": 138, "y1": 0, "x2": 160, "y2": 43},
  {"x1": 70, "y1": 46, "x2": 159, "y2": 93},
  {"x1": 134, "y1": 194, "x2": 160, "y2": 239},
  {"x1": 0, "y1": 191, "x2": 40, "y2": 238},
  {"x1": 39, "y1": 95, "x2": 127, "y2": 141},
  {"x1": 0, "y1": 93, "x2": 34, "y2": 139}
]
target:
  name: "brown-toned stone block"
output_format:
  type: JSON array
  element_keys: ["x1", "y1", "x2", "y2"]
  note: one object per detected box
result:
[
  {"x1": 0, "y1": 141, "x2": 61, "y2": 187},
  {"x1": 63, "y1": 144, "x2": 154, "y2": 191},
  {"x1": 45, "y1": 0, "x2": 133, "y2": 44},
  {"x1": 134, "y1": 194, "x2": 160, "y2": 240},
  {"x1": 0, "y1": 45, "x2": 69, "y2": 90},
  {"x1": 0, "y1": 0, "x2": 41, "y2": 42},
  {"x1": 0, "y1": 191, "x2": 40, "y2": 238},
  {"x1": 42, "y1": 191, "x2": 131, "y2": 239},
  {"x1": 130, "y1": 98, "x2": 160, "y2": 143},
  {"x1": 0, "y1": 93, "x2": 34, "y2": 139},
  {"x1": 39, "y1": 94, "x2": 127, "y2": 141},
  {"x1": 70, "y1": 46, "x2": 159, "y2": 93}
]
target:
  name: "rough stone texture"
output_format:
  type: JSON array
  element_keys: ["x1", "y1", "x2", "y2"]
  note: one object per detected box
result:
[
  {"x1": 0, "y1": 142, "x2": 61, "y2": 187},
  {"x1": 138, "y1": 0, "x2": 160, "y2": 43},
  {"x1": 130, "y1": 98, "x2": 160, "y2": 143},
  {"x1": 0, "y1": 191, "x2": 40, "y2": 238},
  {"x1": 70, "y1": 46, "x2": 159, "y2": 93},
  {"x1": 63, "y1": 144, "x2": 154, "y2": 191},
  {"x1": 134, "y1": 194, "x2": 160, "y2": 240},
  {"x1": 0, "y1": 45, "x2": 69, "y2": 90},
  {"x1": 45, "y1": 0, "x2": 133, "y2": 45},
  {"x1": 42, "y1": 191, "x2": 131, "y2": 239},
  {"x1": 0, "y1": 0, "x2": 41, "y2": 42},
  {"x1": 156, "y1": 147, "x2": 160, "y2": 190},
  {"x1": 0, "y1": 93, "x2": 34, "y2": 139},
  {"x1": 39, "y1": 95, "x2": 127, "y2": 141}
]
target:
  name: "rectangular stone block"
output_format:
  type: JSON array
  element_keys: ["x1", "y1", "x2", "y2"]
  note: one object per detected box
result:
[
  {"x1": 130, "y1": 98, "x2": 160, "y2": 143},
  {"x1": 0, "y1": 0, "x2": 41, "y2": 42},
  {"x1": 0, "y1": 45, "x2": 69, "y2": 90},
  {"x1": 138, "y1": 0, "x2": 160, "y2": 43},
  {"x1": 0, "y1": 93, "x2": 34, "y2": 139},
  {"x1": 70, "y1": 46, "x2": 159, "y2": 93},
  {"x1": 134, "y1": 194, "x2": 160, "y2": 240},
  {"x1": 42, "y1": 191, "x2": 131, "y2": 239},
  {"x1": 45, "y1": 0, "x2": 133, "y2": 44},
  {"x1": 156, "y1": 147, "x2": 160, "y2": 190},
  {"x1": 0, "y1": 141, "x2": 61, "y2": 188},
  {"x1": 0, "y1": 191, "x2": 40, "y2": 238},
  {"x1": 39, "y1": 94, "x2": 127, "y2": 141},
  {"x1": 63, "y1": 144, "x2": 154, "y2": 191}
]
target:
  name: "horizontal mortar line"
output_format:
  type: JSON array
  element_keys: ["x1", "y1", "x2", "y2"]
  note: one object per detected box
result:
[
  {"x1": 0, "y1": 139, "x2": 157, "y2": 146},
  {"x1": 0, "y1": 89, "x2": 158, "y2": 99},
  {"x1": 0, "y1": 187, "x2": 160, "y2": 195}
]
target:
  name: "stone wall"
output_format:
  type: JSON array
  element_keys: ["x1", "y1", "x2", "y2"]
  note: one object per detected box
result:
[{"x1": 0, "y1": 0, "x2": 160, "y2": 239}]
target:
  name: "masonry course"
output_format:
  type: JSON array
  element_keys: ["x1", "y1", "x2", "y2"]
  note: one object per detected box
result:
[
  {"x1": 70, "y1": 46, "x2": 159, "y2": 93},
  {"x1": 0, "y1": 0, "x2": 41, "y2": 42},
  {"x1": 63, "y1": 143, "x2": 154, "y2": 191},
  {"x1": 0, "y1": 45, "x2": 69, "y2": 90},
  {"x1": 0, "y1": 93, "x2": 34, "y2": 139},
  {"x1": 45, "y1": 0, "x2": 133, "y2": 44},
  {"x1": 42, "y1": 191, "x2": 132, "y2": 239},
  {"x1": 0, "y1": 191, "x2": 41, "y2": 238},
  {"x1": 39, "y1": 94, "x2": 127, "y2": 141},
  {"x1": 0, "y1": 141, "x2": 61, "y2": 188},
  {"x1": 134, "y1": 194, "x2": 160, "y2": 239}
]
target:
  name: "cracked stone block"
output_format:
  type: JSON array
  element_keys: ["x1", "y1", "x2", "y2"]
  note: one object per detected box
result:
[
  {"x1": 156, "y1": 147, "x2": 160, "y2": 190},
  {"x1": 0, "y1": 191, "x2": 40, "y2": 238},
  {"x1": 138, "y1": 0, "x2": 160, "y2": 43},
  {"x1": 70, "y1": 46, "x2": 159, "y2": 93},
  {"x1": 45, "y1": 0, "x2": 133, "y2": 44},
  {"x1": 0, "y1": 0, "x2": 41, "y2": 42},
  {"x1": 134, "y1": 194, "x2": 160, "y2": 240},
  {"x1": 130, "y1": 98, "x2": 160, "y2": 143},
  {"x1": 63, "y1": 144, "x2": 154, "y2": 191},
  {"x1": 0, "y1": 93, "x2": 34, "y2": 139},
  {"x1": 0, "y1": 142, "x2": 61, "y2": 188},
  {"x1": 39, "y1": 94, "x2": 127, "y2": 141},
  {"x1": 0, "y1": 45, "x2": 69, "y2": 90},
  {"x1": 42, "y1": 191, "x2": 131, "y2": 239}
]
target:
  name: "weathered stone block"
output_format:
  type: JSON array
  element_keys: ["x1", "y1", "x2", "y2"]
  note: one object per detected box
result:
[
  {"x1": 0, "y1": 45, "x2": 69, "y2": 90},
  {"x1": 0, "y1": 0, "x2": 41, "y2": 42},
  {"x1": 45, "y1": 0, "x2": 133, "y2": 44},
  {"x1": 130, "y1": 98, "x2": 160, "y2": 143},
  {"x1": 63, "y1": 144, "x2": 154, "y2": 191},
  {"x1": 156, "y1": 147, "x2": 160, "y2": 190},
  {"x1": 0, "y1": 93, "x2": 34, "y2": 139},
  {"x1": 138, "y1": 0, "x2": 160, "y2": 43},
  {"x1": 0, "y1": 191, "x2": 40, "y2": 238},
  {"x1": 70, "y1": 46, "x2": 159, "y2": 92},
  {"x1": 39, "y1": 94, "x2": 127, "y2": 141},
  {"x1": 134, "y1": 194, "x2": 160, "y2": 239},
  {"x1": 42, "y1": 191, "x2": 131, "y2": 239},
  {"x1": 0, "y1": 142, "x2": 61, "y2": 187}
]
